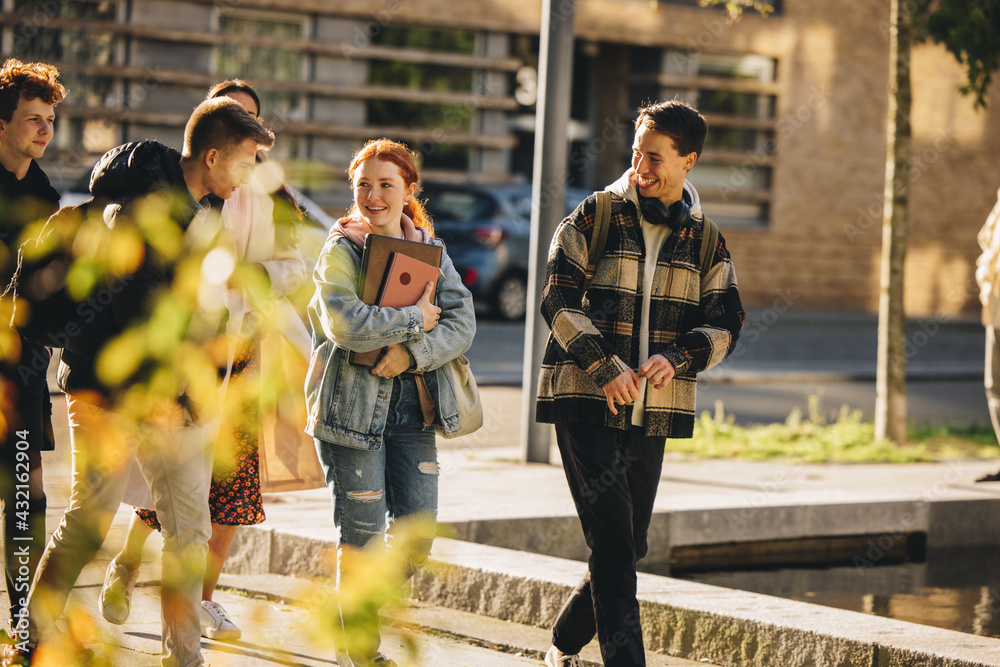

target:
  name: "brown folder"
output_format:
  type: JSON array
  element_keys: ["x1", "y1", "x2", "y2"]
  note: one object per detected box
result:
[
  {"x1": 377, "y1": 252, "x2": 439, "y2": 308},
  {"x1": 348, "y1": 234, "x2": 443, "y2": 367}
]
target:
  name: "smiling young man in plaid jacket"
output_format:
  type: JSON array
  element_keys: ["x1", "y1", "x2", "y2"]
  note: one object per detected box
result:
[{"x1": 536, "y1": 100, "x2": 745, "y2": 667}]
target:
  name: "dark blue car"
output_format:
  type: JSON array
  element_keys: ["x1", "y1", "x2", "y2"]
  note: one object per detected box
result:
[{"x1": 422, "y1": 182, "x2": 590, "y2": 321}]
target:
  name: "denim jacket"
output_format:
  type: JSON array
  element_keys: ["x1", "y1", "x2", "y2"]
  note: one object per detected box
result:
[{"x1": 305, "y1": 229, "x2": 476, "y2": 450}]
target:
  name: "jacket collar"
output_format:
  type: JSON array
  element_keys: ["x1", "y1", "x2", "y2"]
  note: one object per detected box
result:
[
  {"x1": 0, "y1": 159, "x2": 59, "y2": 204},
  {"x1": 329, "y1": 213, "x2": 431, "y2": 251}
]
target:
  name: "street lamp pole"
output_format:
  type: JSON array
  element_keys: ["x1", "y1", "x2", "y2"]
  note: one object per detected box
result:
[{"x1": 520, "y1": 0, "x2": 575, "y2": 463}]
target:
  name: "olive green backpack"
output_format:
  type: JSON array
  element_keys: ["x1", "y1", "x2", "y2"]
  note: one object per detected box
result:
[{"x1": 583, "y1": 191, "x2": 718, "y2": 291}]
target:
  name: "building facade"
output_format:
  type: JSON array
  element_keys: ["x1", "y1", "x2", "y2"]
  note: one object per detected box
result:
[{"x1": 2, "y1": 0, "x2": 997, "y2": 315}]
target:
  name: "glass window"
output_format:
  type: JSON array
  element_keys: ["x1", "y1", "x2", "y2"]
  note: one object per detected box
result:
[
  {"x1": 71, "y1": 117, "x2": 118, "y2": 153},
  {"x1": 369, "y1": 61, "x2": 473, "y2": 94},
  {"x1": 658, "y1": 51, "x2": 778, "y2": 226},
  {"x1": 63, "y1": 74, "x2": 117, "y2": 107},
  {"x1": 706, "y1": 128, "x2": 773, "y2": 153},
  {"x1": 418, "y1": 144, "x2": 471, "y2": 172},
  {"x1": 365, "y1": 24, "x2": 484, "y2": 172},
  {"x1": 13, "y1": 0, "x2": 117, "y2": 62},
  {"x1": 698, "y1": 89, "x2": 773, "y2": 119},
  {"x1": 216, "y1": 12, "x2": 303, "y2": 124},
  {"x1": 12, "y1": 1, "x2": 121, "y2": 154},
  {"x1": 373, "y1": 25, "x2": 476, "y2": 54},
  {"x1": 367, "y1": 100, "x2": 472, "y2": 132},
  {"x1": 698, "y1": 54, "x2": 776, "y2": 82}
]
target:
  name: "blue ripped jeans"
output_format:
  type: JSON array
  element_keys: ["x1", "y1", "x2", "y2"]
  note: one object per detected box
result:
[{"x1": 314, "y1": 373, "x2": 439, "y2": 584}]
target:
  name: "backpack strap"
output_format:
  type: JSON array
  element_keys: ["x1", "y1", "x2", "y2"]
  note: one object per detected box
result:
[
  {"x1": 700, "y1": 217, "x2": 718, "y2": 279},
  {"x1": 583, "y1": 191, "x2": 613, "y2": 292}
]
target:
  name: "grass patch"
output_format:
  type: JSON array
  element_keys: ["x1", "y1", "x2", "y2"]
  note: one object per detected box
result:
[{"x1": 677, "y1": 396, "x2": 1000, "y2": 464}]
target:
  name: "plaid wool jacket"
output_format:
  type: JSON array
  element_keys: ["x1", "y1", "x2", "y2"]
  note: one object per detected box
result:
[{"x1": 535, "y1": 171, "x2": 745, "y2": 438}]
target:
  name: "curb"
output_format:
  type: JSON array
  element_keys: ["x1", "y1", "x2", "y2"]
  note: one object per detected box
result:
[
  {"x1": 229, "y1": 513, "x2": 1000, "y2": 667},
  {"x1": 413, "y1": 539, "x2": 1000, "y2": 667}
]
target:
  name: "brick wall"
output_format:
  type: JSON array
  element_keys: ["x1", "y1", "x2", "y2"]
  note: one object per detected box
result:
[{"x1": 569, "y1": 0, "x2": 1000, "y2": 316}]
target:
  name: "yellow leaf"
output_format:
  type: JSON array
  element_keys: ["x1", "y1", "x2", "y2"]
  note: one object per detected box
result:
[
  {"x1": 96, "y1": 330, "x2": 147, "y2": 386},
  {"x1": 107, "y1": 224, "x2": 145, "y2": 275}
]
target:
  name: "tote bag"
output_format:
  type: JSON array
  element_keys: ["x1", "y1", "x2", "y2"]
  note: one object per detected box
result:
[{"x1": 437, "y1": 354, "x2": 483, "y2": 439}]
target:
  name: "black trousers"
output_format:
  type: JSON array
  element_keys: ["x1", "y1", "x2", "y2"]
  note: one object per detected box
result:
[
  {"x1": 0, "y1": 342, "x2": 52, "y2": 629},
  {"x1": 552, "y1": 421, "x2": 665, "y2": 667}
]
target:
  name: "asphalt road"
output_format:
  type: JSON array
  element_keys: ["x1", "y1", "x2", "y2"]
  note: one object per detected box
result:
[{"x1": 466, "y1": 312, "x2": 993, "y2": 428}]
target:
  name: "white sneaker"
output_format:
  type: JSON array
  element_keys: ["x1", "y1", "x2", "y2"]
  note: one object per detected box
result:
[
  {"x1": 545, "y1": 645, "x2": 584, "y2": 667},
  {"x1": 334, "y1": 649, "x2": 396, "y2": 666},
  {"x1": 100, "y1": 556, "x2": 139, "y2": 625},
  {"x1": 200, "y1": 600, "x2": 241, "y2": 641}
]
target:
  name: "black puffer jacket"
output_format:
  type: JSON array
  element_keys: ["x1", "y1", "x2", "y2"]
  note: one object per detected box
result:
[
  {"x1": 0, "y1": 159, "x2": 60, "y2": 288},
  {"x1": 0, "y1": 159, "x2": 60, "y2": 450},
  {"x1": 57, "y1": 141, "x2": 213, "y2": 397}
]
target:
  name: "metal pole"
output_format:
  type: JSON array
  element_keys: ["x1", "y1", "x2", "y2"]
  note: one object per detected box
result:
[{"x1": 520, "y1": 0, "x2": 575, "y2": 463}]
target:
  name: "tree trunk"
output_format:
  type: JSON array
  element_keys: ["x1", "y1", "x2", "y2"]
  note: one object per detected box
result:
[{"x1": 875, "y1": 0, "x2": 912, "y2": 444}]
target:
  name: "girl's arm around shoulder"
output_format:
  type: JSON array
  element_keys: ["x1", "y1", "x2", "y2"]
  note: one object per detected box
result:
[{"x1": 259, "y1": 243, "x2": 307, "y2": 296}]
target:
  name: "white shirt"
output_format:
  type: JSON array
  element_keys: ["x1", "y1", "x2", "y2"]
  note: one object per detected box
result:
[{"x1": 632, "y1": 215, "x2": 673, "y2": 427}]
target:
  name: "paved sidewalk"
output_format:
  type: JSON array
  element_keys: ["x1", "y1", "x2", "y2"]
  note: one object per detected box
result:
[
  {"x1": 17, "y1": 391, "x2": 717, "y2": 666},
  {"x1": 3, "y1": 505, "x2": 712, "y2": 666},
  {"x1": 3, "y1": 504, "x2": 559, "y2": 666},
  {"x1": 31, "y1": 385, "x2": 999, "y2": 666},
  {"x1": 22, "y1": 307, "x2": 1000, "y2": 666}
]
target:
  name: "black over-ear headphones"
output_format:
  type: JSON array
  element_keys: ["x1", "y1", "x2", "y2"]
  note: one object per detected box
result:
[{"x1": 638, "y1": 196, "x2": 692, "y2": 229}]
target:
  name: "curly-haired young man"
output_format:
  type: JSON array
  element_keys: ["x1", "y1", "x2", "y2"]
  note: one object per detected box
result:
[{"x1": 0, "y1": 57, "x2": 65, "y2": 655}]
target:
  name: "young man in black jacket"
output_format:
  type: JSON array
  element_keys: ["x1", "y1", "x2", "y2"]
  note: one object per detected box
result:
[
  {"x1": 0, "y1": 58, "x2": 65, "y2": 652},
  {"x1": 9, "y1": 97, "x2": 273, "y2": 667}
]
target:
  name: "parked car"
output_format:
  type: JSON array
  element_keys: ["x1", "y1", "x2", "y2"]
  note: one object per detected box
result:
[{"x1": 422, "y1": 182, "x2": 590, "y2": 321}]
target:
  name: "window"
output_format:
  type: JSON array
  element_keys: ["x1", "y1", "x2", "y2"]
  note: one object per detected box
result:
[
  {"x1": 12, "y1": 0, "x2": 121, "y2": 154},
  {"x1": 618, "y1": 0, "x2": 782, "y2": 13},
  {"x1": 12, "y1": 0, "x2": 117, "y2": 55},
  {"x1": 364, "y1": 24, "x2": 484, "y2": 172},
  {"x1": 661, "y1": 51, "x2": 777, "y2": 226},
  {"x1": 369, "y1": 61, "x2": 474, "y2": 94},
  {"x1": 373, "y1": 25, "x2": 476, "y2": 54},
  {"x1": 215, "y1": 11, "x2": 304, "y2": 135}
]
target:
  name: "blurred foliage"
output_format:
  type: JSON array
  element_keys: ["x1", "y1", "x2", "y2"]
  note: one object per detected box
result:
[
  {"x1": 706, "y1": 0, "x2": 1000, "y2": 108},
  {"x1": 1, "y1": 162, "x2": 424, "y2": 662},
  {"x1": 0, "y1": 296, "x2": 19, "y2": 366},
  {"x1": 24, "y1": 604, "x2": 114, "y2": 667},
  {"x1": 699, "y1": 0, "x2": 775, "y2": 19},
  {"x1": 301, "y1": 515, "x2": 433, "y2": 664},
  {"x1": 913, "y1": 0, "x2": 1000, "y2": 108},
  {"x1": 681, "y1": 396, "x2": 999, "y2": 463}
]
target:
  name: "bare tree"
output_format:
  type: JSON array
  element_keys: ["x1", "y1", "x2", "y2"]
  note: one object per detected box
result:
[
  {"x1": 708, "y1": 0, "x2": 1000, "y2": 444},
  {"x1": 875, "y1": 0, "x2": 912, "y2": 444},
  {"x1": 863, "y1": 0, "x2": 1000, "y2": 442}
]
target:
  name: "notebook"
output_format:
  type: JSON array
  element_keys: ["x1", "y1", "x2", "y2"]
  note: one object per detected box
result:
[
  {"x1": 348, "y1": 234, "x2": 443, "y2": 367},
  {"x1": 359, "y1": 235, "x2": 442, "y2": 305},
  {"x1": 377, "y1": 252, "x2": 439, "y2": 308}
]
